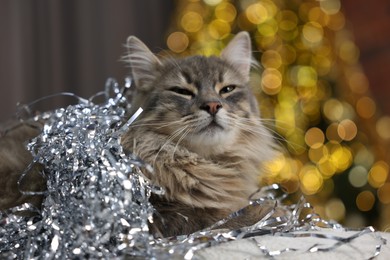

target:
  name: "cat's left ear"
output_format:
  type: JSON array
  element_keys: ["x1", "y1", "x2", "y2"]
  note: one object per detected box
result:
[
  {"x1": 221, "y1": 32, "x2": 253, "y2": 81},
  {"x1": 125, "y1": 36, "x2": 162, "y2": 91}
]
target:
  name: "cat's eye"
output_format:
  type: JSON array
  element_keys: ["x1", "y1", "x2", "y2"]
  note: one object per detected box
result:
[
  {"x1": 219, "y1": 85, "x2": 236, "y2": 95},
  {"x1": 169, "y1": 87, "x2": 194, "y2": 97}
]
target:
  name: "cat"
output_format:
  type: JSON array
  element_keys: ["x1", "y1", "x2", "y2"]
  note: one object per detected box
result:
[
  {"x1": 0, "y1": 120, "x2": 45, "y2": 212},
  {"x1": 121, "y1": 31, "x2": 277, "y2": 237},
  {"x1": 0, "y1": 32, "x2": 278, "y2": 238}
]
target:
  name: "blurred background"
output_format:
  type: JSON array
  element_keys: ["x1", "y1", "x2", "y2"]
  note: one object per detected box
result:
[{"x1": 1, "y1": 0, "x2": 390, "y2": 231}]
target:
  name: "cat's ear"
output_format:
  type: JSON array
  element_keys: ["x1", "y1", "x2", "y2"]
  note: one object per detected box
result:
[
  {"x1": 125, "y1": 36, "x2": 161, "y2": 91},
  {"x1": 221, "y1": 32, "x2": 253, "y2": 81}
]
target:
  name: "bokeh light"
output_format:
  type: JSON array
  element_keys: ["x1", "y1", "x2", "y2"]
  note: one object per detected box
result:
[
  {"x1": 215, "y1": 2, "x2": 237, "y2": 22},
  {"x1": 376, "y1": 116, "x2": 390, "y2": 140},
  {"x1": 320, "y1": 0, "x2": 341, "y2": 15},
  {"x1": 348, "y1": 166, "x2": 368, "y2": 188},
  {"x1": 325, "y1": 198, "x2": 346, "y2": 221},
  {"x1": 378, "y1": 183, "x2": 390, "y2": 204},
  {"x1": 167, "y1": 32, "x2": 189, "y2": 53},
  {"x1": 356, "y1": 97, "x2": 376, "y2": 119},
  {"x1": 181, "y1": 11, "x2": 204, "y2": 33},
  {"x1": 368, "y1": 161, "x2": 389, "y2": 188},
  {"x1": 356, "y1": 191, "x2": 375, "y2": 212}
]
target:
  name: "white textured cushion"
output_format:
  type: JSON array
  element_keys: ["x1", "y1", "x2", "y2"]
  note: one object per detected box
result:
[{"x1": 195, "y1": 228, "x2": 390, "y2": 259}]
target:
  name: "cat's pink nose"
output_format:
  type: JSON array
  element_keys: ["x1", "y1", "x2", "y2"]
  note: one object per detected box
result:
[{"x1": 201, "y1": 101, "x2": 223, "y2": 115}]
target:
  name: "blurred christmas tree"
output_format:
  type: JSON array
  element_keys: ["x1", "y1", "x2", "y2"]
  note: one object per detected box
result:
[{"x1": 166, "y1": 0, "x2": 390, "y2": 231}]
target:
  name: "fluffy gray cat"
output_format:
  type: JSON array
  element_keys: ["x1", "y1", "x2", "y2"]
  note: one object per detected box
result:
[
  {"x1": 122, "y1": 32, "x2": 277, "y2": 237},
  {"x1": 0, "y1": 32, "x2": 277, "y2": 237}
]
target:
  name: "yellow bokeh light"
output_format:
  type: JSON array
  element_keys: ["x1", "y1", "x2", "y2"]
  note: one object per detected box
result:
[
  {"x1": 326, "y1": 123, "x2": 342, "y2": 143},
  {"x1": 368, "y1": 161, "x2": 389, "y2": 188},
  {"x1": 323, "y1": 99, "x2": 343, "y2": 121},
  {"x1": 308, "y1": 144, "x2": 326, "y2": 163},
  {"x1": 300, "y1": 165, "x2": 324, "y2": 195},
  {"x1": 277, "y1": 44, "x2": 297, "y2": 65},
  {"x1": 167, "y1": 32, "x2": 189, "y2": 53},
  {"x1": 312, "y1": 54, "x2": 332, "y2": 76},
  {"x1": 320, "y1": 0, "x2": 341, "y2": 15},
  {"x1": 356, "y1": 97, "x2": 376, "y2": 119},
  {"x1": 255, "y1": 34, "x2": 278, "y2": 49},
  {"x1": 308, "y1": 7, "x2": 329, "y2": 26},
  {"x1": 376, "y1": 116, "x2": 390, "y2": 140},
  {"x1": 245, "y1": 3, "x2": 268, "y2": 25},
  {"x1": 305, "y1": 127, "x2": 325, "y2": 147},
  {"x1": 299, "y1": 66, "x2": 318, "y2": 88},
  {"x1": 325, "y1": 198, "x2": 346, "y2": 221},
  {"x1": 263, "y1": 154, "x2": 301, "y2": 193},
  {"x1": 337, "y1": 119, "x2": 357, "y2": 141},
  {"x1": 257, "y1": 19, "x2": 278, "y2": 37},
  {"x1": 181, "y1": 11, "x2": 204, "y2": 32},
  {"x1": 203, "y1": 0, "x2": 222, "y2": 6},
  {"x1": 291, "y1": 66, "x2": 318, "y2": 88},
  {"x1": 278, "y1": 10, "x2": 298, "y2": 31},
  {"x1": 208, "y1": 19, "x2": 231, "y2": 39},
  {"x1": 318, "y1": 156, "x2": 337, "y2": 178},
  {"x1": 261, "y1": 68, "x2": 282, "y2": 95},
  {"x1": 215, "y1": 2, "x2": 237, "y2": 22},
  {"x1": 275, "y1": 107, "x2": 296, "y2": 135},
  {"x1": 265, "y1": 154, "x2": 286, "y2": 175},
  {"x1": 261, "y1": 50, "x2": 283, "y2": 68},
  {"x1": 356, "y1": 190, "x2": 375, "y2": 212},
  {"x1": 378, "y1": 183, "x2": 390, "y2": 204},
  {"x1": 327, "y1": 143, "x2": 353, "y2": 173},
  {"x1": 302, "y1": 21, "x2": 324, "y2": 44}
]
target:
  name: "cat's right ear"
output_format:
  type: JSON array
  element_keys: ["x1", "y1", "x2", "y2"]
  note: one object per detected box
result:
[{"x1": 125, "y1": 36, "x2": 161, "y2": 91}]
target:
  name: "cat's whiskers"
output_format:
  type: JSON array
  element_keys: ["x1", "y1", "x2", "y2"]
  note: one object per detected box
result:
[
  {"x1": 130, "y1": 117, "x2": 187, "y2": 130},
  {"x1": 238, "y1": 116, "x2": 305, "y2": 136},
  {"x1": 220, "y1": 117, "x2": 306, "y2": 151},
  {"x1": 236, "y1": 122, "x2": 285, "y2": 144},
  {"x1": 152, "y1": 124, "x2": 190, "y2": 167},
  {"x1": 218, "y1": 116, "x2": 285, "y2": 144},
  {"x1": 171, "y1": 127, "x2": 192, "y2": 161},
  {"x1": 224, "y1": 115, "x2": 283, "y2": 138}
]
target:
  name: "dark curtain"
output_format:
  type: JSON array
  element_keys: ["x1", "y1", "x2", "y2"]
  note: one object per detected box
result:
[{"x1": 0, "y1": 0, "x2": 174, "y2": 121}]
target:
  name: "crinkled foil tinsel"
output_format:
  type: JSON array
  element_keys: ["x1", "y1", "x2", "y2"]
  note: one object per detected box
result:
[
  {"x1": 0, "y1": 78, "x2": 387, "y2": 259},
  {"x1": 0, "y1": 78, "x2": 158, "y2": 258}
]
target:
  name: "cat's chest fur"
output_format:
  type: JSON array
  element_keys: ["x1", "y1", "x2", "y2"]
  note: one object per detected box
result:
[{"x1": 123, "y1": 127, "x2": 261, "y2": 209}]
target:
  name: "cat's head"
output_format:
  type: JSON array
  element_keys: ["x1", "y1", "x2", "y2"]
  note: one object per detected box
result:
[{"x1": 124, "y1": 32, "x2": 265, "y2": 156}]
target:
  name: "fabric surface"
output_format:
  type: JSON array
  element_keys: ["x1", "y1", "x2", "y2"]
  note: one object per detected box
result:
[{"x1": 195, "y1": 229, "x2": 390, "y2": 259}]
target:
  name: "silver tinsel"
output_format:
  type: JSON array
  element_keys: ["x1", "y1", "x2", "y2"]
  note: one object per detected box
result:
[
  {"x1": 0, "y1": 78, "x2": 157, "y2": 258},
  {"x1": 0, "y1": 78, "x2": 387, "y2": 259}
]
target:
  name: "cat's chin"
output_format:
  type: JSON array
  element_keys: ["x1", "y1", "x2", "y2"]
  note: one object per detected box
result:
[{"x1": 185, "y1": 127, "x2": 237, "y2": 157}]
